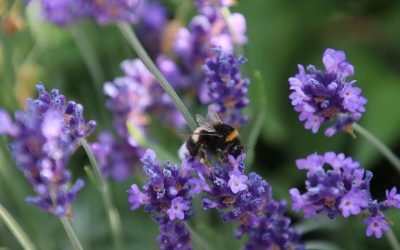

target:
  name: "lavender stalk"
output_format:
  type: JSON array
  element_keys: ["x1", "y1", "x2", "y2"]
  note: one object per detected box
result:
[
  {"x1": 0, "y1": 203, "x2": 36, "y2": 250},
  {"x1": 60, "y1": 217, "x2": 84, "y2": 250},
  {"x1": 353, "y1": 123, "x2": 400, "y2": 173},
  {"x1": 385, "y1": 229, "x2": 400, "y2": 250},
  {"x1": 81, "y1": 139, "x2": 122, "y2": 250}
]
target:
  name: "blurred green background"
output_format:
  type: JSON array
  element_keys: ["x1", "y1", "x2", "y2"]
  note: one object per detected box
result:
[{"x1": 1, "y1": 0, "x2": 400, "y2": 249}]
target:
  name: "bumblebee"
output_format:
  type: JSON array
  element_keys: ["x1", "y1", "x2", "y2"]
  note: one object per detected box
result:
[{"x1": 178, "y1": 107, "x2": 243, "y2": 163}]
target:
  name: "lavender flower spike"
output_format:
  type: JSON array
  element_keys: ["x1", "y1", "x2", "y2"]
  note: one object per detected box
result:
[
  {"x1": 202, "y1": 48, "x2": 250, "y2": 125},
  {"x1": 289, "y1": 48, "x2": 367, "y2": 136},
  {"x1": 2, "y1": 84, "x2": 95, "y2": 216},
  {"x1": 290, "y1": 152, "x2": 400, "y2": 238},
  {"x1": 128, "y1": 149, "x2": 198, "y2": 249},
  {"x1": 31, "y1": 0, "x2": 142, "y2": 26},
  {"x1": 195, "y1": 154, "x2": 304, "y2": 249}
]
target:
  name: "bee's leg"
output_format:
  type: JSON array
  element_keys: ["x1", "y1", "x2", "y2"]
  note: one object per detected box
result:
[
  {"x1": 199, "y1": 146, "x2": 212, "y2": 167},
  {"x1": 217, "y1": 149, "x2": 227, "y2": 163}
]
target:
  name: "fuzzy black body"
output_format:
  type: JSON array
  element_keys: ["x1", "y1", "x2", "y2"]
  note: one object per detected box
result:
[{"x1": 186, "y1": 124, "x2": 242, "y2": 159}]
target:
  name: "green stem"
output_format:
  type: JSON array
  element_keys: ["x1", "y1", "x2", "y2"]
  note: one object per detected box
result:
[
  {"x1": 69, "y1": 25, "x2": 105, "y2": 88},
  {"x1": 0, "y1": 203, "x2": 36, "y2": 250},
  {"x1": 184, "y1": 222, "x2": 210, "y2": 250},
  {"x1": 117, "y1": 22, "x2": 197, "y2": 131},
  {"x1": 245, "y1": 71, "x2": 266, "y2": 166},
  {"x1": 353, "y1": 123, "x2": 400, "y2": 173},
  {"x1": 60, "y1": 217, "x2": 84, "y2": 250},
  {"x1": 386, "y1": 229, "x2": 400, "y2": 250},
  {"x1": 305, "y1": 240, "x2": 342, "y2": 250},
  {"x1": 69, "y1": 25, "x2": 107, "y2": 125},
  {"x1": 80, "y1": 139, "x2": 123, "y2": 250}
]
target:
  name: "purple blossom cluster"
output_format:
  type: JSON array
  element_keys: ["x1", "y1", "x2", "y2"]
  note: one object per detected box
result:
[
  {"x1": 202, "y1": 48, "x2": 250, "y2": 125},
  {"x1": 31, "y1": 0, "x2": 141, "y2": 26},
  {"x1": 128, "y1": 150, "x2": 304, "y2": 249},
  {"x1": 137, "y1": 2, "x2": 168, "y2": 57},
  {"x1": 174, "y1": 1, "x2": 247, "y2": 73},
  {"x1": 289, "y1": 48, "x2": 367, "y2": 136},
  {"x1": 128, "y1": 149, "x2": 196, "y2": 249},
  {"x1": 92, "y1": 57, "x2": 185, "y2": 181},
  {"x1": 189, "y1": 155, "x2": 304, "y2": 249},
  {"x1": 91, "y1": 132, "x2": 144, "y2": 182},
  {"x1": 290, "y1": 152, "x2": 400, "y2": 238},
  {"x1": 0, "y1": 84, "x2": 96, "y2": 216}
]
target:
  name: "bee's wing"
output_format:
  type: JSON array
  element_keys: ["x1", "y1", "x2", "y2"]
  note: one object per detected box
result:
[
  {"x1": 207, "y1": 106, "x2": 223, "y2": 125},
  {"x1": 196, "y1": 114, "x2": 216, "y2": 133}
]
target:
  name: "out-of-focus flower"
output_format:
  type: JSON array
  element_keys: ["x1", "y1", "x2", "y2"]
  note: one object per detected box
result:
[
  {"x1": 2, "y1": 8, "x2": 25, "y2": 36},
  {"x1": 290, "y1": 152, "x2": 400, "y2": 238},
  {"x1": 31, "y1": 0, "x2": 142, "y2": 26},
  {"x1": 119, "y1": 58, "x2": 185, "y2": 128},
  {"x1": 39, "y1": 0, "x2": 87, "y2": 26},
  {"x1": 95, "y1": 52, "x2": 184, "y2": 182},
  {"x1": 1, "y1": 84, "x2": 95, "y2": 216},
  {"x1": 174, "y1": 2, "x2": 247, "y2": 71},
  {"x1": 137, "y1": 2, "x2": 168, "y2": 57},
  {"x1": 288, "y1": 48, "x2": 367, "y2": 136},
  {"x1": 91, "y1": 132, "x2": 143, "y2": 182},
  {"x1": 202, "y1": 48, "x2": 250, "y2": 125},
  {"x1": 128, "y1": 149, "x2": 197, "y2": 249},
  {"x1": 89, "y1": 0, "x2": 141, "y2": 25},
  {"x1": 196, "y1": 0, "x2": 236, "y2": 8}
]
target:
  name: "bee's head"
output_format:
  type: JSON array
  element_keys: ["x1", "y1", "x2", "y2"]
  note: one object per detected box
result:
[{"x1": 228, "y1": 142, "x2": 244, "y2": 158}]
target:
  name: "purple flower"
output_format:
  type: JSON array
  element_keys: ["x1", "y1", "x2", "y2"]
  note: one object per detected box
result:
[
  {"x1": 128, "y1": 184, "x2": 149, "y2": 210},
  {"x1": 167, "y1": 197, "x2": 190, "y2": 220},
  {"x1": 173, "y1": 3, "x2": 247, "y2": 75},
  {"x1": 291, "y1": 152, "x2": 400, "y2": 238},
  {"x1": 32, "y1": 0, "x2": 142, "y2": 26},
  {"x1": 2, "y1": 84, "x2": 95, "y2": 216},
  {"x1": 202, "y1": 48, "x2": 250, "y2": 125},
  {"x1": 290, "y1": 152, "x2": 371, "y2": 219},
  {"x1": 228, "y1": 170, "x2": 248, "y2": 193},
  {"x1": 191, "y1": 154, "x2": 304, "y2": 249},
  {"x1": 288, "y1": 48, "x2": 367, "y2": 136},
  {"x1": 38, "y1": 0, "x2": 87, "y2": 26},
  {"x1": 364, "y1": 216, "x2": 390, "y2": 238},
  {"x1": 196, "y1": 0, "x2": 236, "y2": 8},
  {"x1": 339, "y1": 190, "x2": 369, "y2": 218},
  {"x1": 117, "y1": 58, "x2": 185, "y2": 129},
  {"x1": 89, "y1": 0, "x2": 141, "y2": 25},
  {"x1": 0, "y1": 109, "x2": 18, "y2": 136},
  {"x1": 157, "y1": 221, "x2": 192, "y2": 250},
  {"x1": 127, "y1": 149, "x2": 199, "y2": 249},
  {"x1": 91, "y1": 132, "x2": 143, "y2": 181},
  {"x1": 385, "y1": 187, "x2": 400, "y2": 208},
  {"x1": 137, "y1": 2, "x2": 168, "y2": 57}
]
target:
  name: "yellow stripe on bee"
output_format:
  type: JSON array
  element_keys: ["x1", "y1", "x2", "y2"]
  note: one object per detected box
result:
[{"x1": 225, "y1": 129, "x2": 239, "y2": 142}]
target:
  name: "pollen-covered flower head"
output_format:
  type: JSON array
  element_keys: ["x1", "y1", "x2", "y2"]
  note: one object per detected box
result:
[
  {"x1": 2, "y1": 84, "x2": 95, "y2": 216},
  {"x1": 290, "y1": 152, "x2": 400, "y2": 238},
  {"x1": 289, "y1": 48, "x2": 367, "y2": 136}
]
